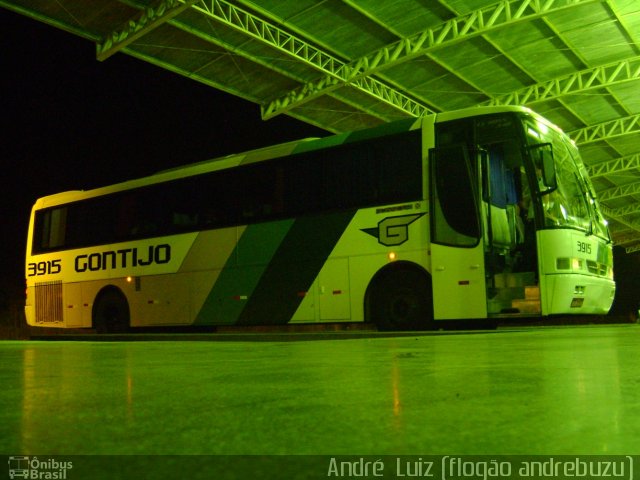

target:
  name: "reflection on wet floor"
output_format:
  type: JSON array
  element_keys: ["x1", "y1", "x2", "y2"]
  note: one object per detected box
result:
[{"x1": 1, "y1": 325, "x2": 638, "y2": 456}]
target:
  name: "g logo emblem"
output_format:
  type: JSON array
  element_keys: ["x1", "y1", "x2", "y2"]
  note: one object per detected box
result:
[{"x1": 362, "y1": 213, "x2": 424, "y2": 246}]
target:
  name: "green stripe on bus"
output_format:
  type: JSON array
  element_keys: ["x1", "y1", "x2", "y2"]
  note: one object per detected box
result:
[
  {"x1": 291, "y1": 118, "x2": 417, "y2": 155},
  {"x1": 193, "y1": 219, "x2": 294, "y2": 325},
  {"x1": 236, "y1": 210, "x2": 356, "y2": 325}
]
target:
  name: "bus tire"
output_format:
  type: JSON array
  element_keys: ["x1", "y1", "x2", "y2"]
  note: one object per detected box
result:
[
  {"x1": 366, "y1": 263, "x2": 434, "y2": 331},
  {"x1": 93, "y1": 288, "x2": 130, "y2": 334}
]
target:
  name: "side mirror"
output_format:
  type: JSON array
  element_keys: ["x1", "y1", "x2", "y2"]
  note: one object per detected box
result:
[{"x1": 529, "y1": 143, "x2": 557, "y2": 193}]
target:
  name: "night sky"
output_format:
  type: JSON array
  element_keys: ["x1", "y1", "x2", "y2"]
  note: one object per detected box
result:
[{"x1": 0, "y1": 7, "x2": 324, "y2": 295}]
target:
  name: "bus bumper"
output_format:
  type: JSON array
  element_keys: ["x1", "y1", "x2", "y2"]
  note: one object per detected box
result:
[{"x1": 544, "y1": 274, "x2": 615, "y2": 315}]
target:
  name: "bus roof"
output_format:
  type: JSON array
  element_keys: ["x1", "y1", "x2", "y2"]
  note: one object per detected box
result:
[{"x1": 33, "y1": 137, "x2": 320, "y2": 208}]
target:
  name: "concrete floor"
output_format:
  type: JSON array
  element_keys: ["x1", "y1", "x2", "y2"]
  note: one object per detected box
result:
[{"x1": 1, "y1": 325, "x2": 638, "y2": 460}]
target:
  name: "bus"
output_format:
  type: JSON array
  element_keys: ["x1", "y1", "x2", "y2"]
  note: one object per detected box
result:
[{"x1": 25, "y1": 106, "x2": 615, "y2": 332}]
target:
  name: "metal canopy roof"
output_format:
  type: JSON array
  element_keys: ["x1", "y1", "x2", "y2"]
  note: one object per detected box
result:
[{"x1": 3, "y1": 0, "x2": 640, "y2": 252}]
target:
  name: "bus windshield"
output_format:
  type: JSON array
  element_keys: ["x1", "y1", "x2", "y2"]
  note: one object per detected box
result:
[{"x1": 523, "y1": 117, "x2": 609, "y2": 241}]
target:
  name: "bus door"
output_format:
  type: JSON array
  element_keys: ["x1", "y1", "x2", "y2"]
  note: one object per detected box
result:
[
  {"x1": 480, "y1": 142, "x2": 541, "y2": 316},
  {"x1": 429, "y1": 145, "x2": 487, "y2": 320}
]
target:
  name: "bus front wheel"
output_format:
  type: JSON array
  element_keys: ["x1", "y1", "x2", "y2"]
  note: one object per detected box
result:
[
  {"x1": 366, "y1": 264, "x2": 434, "y2": 331},
  {"x1": 93, "y1": 288, "x2": 130, "y2": 334}
]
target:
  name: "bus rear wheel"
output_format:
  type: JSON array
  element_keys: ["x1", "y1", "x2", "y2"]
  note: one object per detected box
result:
[
  {"x1": 93, "y1": 289, "x2": 130, "y2": 334},
  {"x1": 367, "y1": 265, "x2": 433, "y2": 331}
]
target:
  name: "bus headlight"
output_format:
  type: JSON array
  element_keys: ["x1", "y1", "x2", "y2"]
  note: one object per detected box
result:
[{"x1": 556, "y1": 257, "x2": 584, "y2": 271}]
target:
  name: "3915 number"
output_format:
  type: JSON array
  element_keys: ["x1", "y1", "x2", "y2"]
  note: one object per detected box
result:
[
  {"x1": 27, "y1": 259, "x2": 62, "y2": 277},
  {"x1": 576, "y1": 241, "x2": 592, "y2": 254}
]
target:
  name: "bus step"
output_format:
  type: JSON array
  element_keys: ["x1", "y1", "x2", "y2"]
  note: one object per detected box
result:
[
  {"x1": 511, "y1": 285, "x2": 541, "y2": 314},
  {"x1": 490, "y1": 285, "x2": 541, "y2": 315},
  {"x1": 524, "y1": 285, "x2": 540, "y2": 300}
]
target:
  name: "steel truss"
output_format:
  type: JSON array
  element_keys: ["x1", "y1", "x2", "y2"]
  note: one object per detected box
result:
[
  {"x1": 99, "y1": 0, "x2": 604, "y2": 123},
  {"x1": 587, "y1": 153, "x2": 640, "y2": 179},
  {"x1": 185, "y1": 0, "x2": 434, "y2": 119},
  {"x1": 600, "y1": 204, "x2": 640, "y2": 251},
  {"x1": 605, "y1": 203, "x2": 640, "y2": 218},
  {"x1": 569, "y1": 115, "x2": 640, "y2": 238},
  {"x1": 96, "y1": 0, "x2": 198, "y2": 61},
  {"x1": 262, "y1": 0, "x2": 598, "y2": 119},
  {"x1": 570, "y1": 113, "x2": 640, "y2": 145},
  {"x1": 597, "y1": 181, "x2": 640, "y2": 203},
  {"x1": 93, "y1": 0, "x2": 639, "y2": 248},
  {"x1": 488, "y1": 56, "x2": 640, "y2": 106}
]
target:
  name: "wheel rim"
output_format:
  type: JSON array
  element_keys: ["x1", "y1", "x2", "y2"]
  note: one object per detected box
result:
[
  {"x1": 368, "y1": 267, "x2": 432, "y2": 331},
  {"x1": 94, "y1": 290, "x2": 129, "y2": 333},
  {"x1": 388, "y1": 290, "x2": 421, "y2": 327}
]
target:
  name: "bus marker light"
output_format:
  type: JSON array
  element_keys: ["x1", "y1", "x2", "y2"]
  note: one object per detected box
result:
[
  {"x1": 388, "y1": 252, "x2": 397, "y2": 261},
  {"x1": 458, "y1": 280, "x2": 470, "y2": 285}
]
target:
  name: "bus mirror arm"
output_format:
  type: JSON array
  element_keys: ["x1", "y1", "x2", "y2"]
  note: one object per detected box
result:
[{"x1": 586, "y1": 219, "x2": 594, "y2": 237}]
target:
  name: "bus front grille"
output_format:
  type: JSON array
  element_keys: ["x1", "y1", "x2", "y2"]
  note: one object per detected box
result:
[
  {"x1": 586, "y1": 260, "x2": 608, "y2": 277},
  {"x1": 35, "y1": 281, "x2": 63, "y2": 324}
]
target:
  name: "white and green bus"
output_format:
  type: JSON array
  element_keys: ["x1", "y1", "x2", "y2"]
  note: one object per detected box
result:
[{"x1": 25, "y1": 106, "x2": 615, "y2": 332}]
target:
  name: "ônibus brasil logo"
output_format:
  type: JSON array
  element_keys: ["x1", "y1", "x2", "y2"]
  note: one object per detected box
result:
[{"x1": 8, "y1": 456, "x2": 73, "y2": 479}]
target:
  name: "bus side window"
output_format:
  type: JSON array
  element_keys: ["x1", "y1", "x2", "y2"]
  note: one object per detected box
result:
[
  {"x1": 34, "y1": 207, "x2": 67, "y2": 252},
  {"x1": 430, "y1": 145, "x2": 480, "y2": 246}
]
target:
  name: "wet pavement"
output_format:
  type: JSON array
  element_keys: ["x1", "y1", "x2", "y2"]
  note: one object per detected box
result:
[{"x1": 1, "y1": 325, "x2": 638, "y2": 458}]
